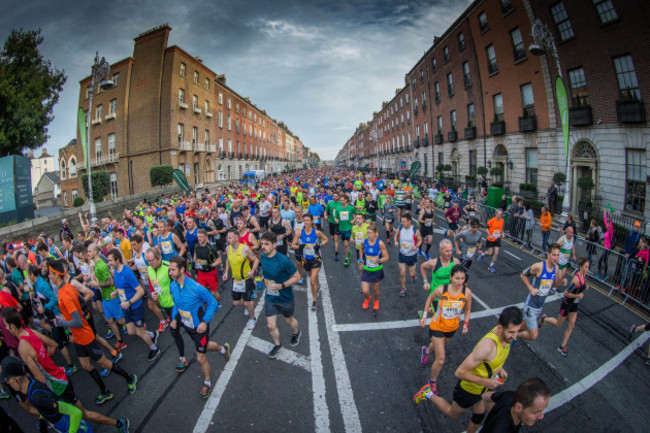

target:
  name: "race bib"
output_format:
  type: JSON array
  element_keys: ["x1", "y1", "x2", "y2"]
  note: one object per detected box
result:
[
  {"x1": 179, "y1": 309, "x2": 194, "y2": 328},
  {"x1": 560, "y1": 252, "x2": 570, "y2": 263},
  {"x1": 441, "y1": 301, "x2": 463, "y2": 319},
  {"x1": 493, "y1": 230, "x2": 501, "y2": 238},
  {"x1": 314, "y1": 217, "x2": 321, "y2": 224},
  {"x1": 539, "y1": 279, "x2": 553, "y2": 296},
  {"x1": 467, "y1": 247, "x2": 476, "y2": 258},
  {"x1": 161, "y1": 240, "x2": 173, "y2": 254},
  {"x1": 138, "y1": 268, "x2": 148, "y2": 279},
  {"x1": 151, "y1": 279, "x2": 162, "y2": 295},
  {"x1": 425, "y1": 221, "x2": 432, "y2": 227},
  {"x1": 116, "y1": 288, "x2": 127, "y2": 303},
  {"x1": 303, "y1": 243, "x2": 316, "y2": 257},
  {"x1": 366, "y1": 255, "x2": 380, "y2": 268},
  {"x1": 355, "y1": 232, "x2": 365, "y2": 246},
  {"x1": 195, "y1": 258, "x2": 208, "y2": 271},
  {"x1": 340, "y1": 211, "x2": 349, "y2": 221},
  {"x1": 232, "y1": 279, "x2": 246, "y2": 293},
  {"x1": 265, "y1": 278, "x2": 279, "y2": 296}
]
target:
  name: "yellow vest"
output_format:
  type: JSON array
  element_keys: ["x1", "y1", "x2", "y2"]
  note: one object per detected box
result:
[
  {"x1": 460, "y1": 327, "x2": 510, "y2": 395},
  {"x1": 227, "y1": 244, "x2": 251, "y2": 280}
]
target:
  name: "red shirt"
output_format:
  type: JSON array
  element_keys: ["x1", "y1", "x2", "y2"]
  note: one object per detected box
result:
[{"x1": 0, "y1": 290, "x2": 19, "y2": 309}]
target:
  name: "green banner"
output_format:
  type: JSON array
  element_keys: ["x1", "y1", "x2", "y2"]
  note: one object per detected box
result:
[
  {"x1": 172, "y1": 169, "x2": 191, "y2": 193},
  {"x1": 555, "y1": 77, "x2": 569, "y2": 163},
  {"x1": 77, "y1": 108, "x2": 88, "y2": 161},
  {"x1": 408, "y1": 161, "x2": 422, "y2": 179}
]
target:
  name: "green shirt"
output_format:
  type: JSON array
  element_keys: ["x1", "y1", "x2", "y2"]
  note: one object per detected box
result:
[
  {"x1": 94, "y1": 259, "x2": 116, "y2": 301},
  {"x1": 395, "y1": 190, "x2": 405, "y2": 206},
  {"x1": 336, "y1": 204, "x2": 356, "y2": 232},
  {"x1": 147, "y1": 262, "x2": 173, "y2": 308},
  {"x1": 326, "y1": 200, "x2": 341, "y2": 223}
]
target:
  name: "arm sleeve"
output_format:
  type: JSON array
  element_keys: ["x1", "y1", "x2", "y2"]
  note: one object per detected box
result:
[{"x1": 57, "y1": 310, "x2": 83, "y2": 328}]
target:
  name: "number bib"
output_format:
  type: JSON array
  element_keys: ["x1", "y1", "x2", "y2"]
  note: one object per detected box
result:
[
  {"x1": 303, "y1": 243, "x2": 316, "y2": 257},
  {"x1": 116, "y1": 288, "x2": 127, "y2": 303},
  {"x1": 355, "y1": 232, "x2": 365, "y2": 246},
  {"x1": 265, "y1": 278, "x2": 279, "y2": 296},
  {"x1": 161, "y1": 240, "x2": 173, "y2": 254},
  {"x1": 425, "y1": 221, "x2": 432, "y2": 227},
  {"x1": 493, "y1": 230, "x2": 501, "y2": 238},
  {"x1": 539, "y1": 279, "x2": 553, "y2": 296},
  {"x1": 467, "y1": 247, "x2": 476, "y2": 258},
  {"x1": 441, "y1": 301, "x2": 463, "y2": 319},
  {"x1": 151, "y1": 279, "x2": 162, "y2": 295},
  {"x1": 195, "y1": 258, "x2": 208, "y2": 271},
  {"x1": 179, "y1": 309, "x2": 194, "y2": 328},
  {"x1": 366, "y1": 255, "x2": 380, "y2": 268},
  {"x1": 232, "y1": 279, "x2": 246, "y2": 293},
  {"x1": 340, "y1": 211, "x2": 349, "y2": 221}
]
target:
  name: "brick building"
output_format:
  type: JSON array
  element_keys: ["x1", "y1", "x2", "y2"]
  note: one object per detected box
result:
[
  {"x1": 339, "y1": 0, "x2": 649, "y2": 219},
  {"x1": 60, "y1": 24, "x2": 305, "y2": 208}
]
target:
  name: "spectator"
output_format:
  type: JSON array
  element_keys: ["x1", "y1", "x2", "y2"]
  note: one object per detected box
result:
[
  {"x1": 59, "y1": 218, "x2": 73, "y2": 242},
  {"x1": 540, "y1": 206, "x2": 552, "y2": 255},
  {"x1": 546, "y1": 181, "x2": 558, "y2": 213},
  {"x1": 507, "y1": 196, "x2": 519, "y2": 238},
  {"x1": 498, "y1": 194, "x2": 508, "y2": 211},
  {"x1": 523, "y1": 203, "x2": 534, "y2": 248},
  {"x1": 624, "y1": 222, "x2": 642, "y2": 260},
  {"x1": 586, "y1": 219, "x2": 602, "y2": 264},
  {"x1": 596, "y1": 210, "x2": 615, "y2": 281}
]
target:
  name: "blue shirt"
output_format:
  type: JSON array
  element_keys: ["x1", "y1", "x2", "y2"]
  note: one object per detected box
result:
[
  {"x1": 35, "y1": 276, "x2": 60, "y2": 315},
  {"x1": 281, "y1": 209, "x2": 296, "y2": 223},
  {"x1": 186, "y1": 227, "x2": 199, "y2": 257},
  {"x1": 308, "y1": 203, "x2": 325, "y2": 224},
  {"x1": 170, "y1": 276, "x2": 219, "y2": 329},
  {"x1": 261, "y1": 252, "x2": 297, "y2": 304},
  {"x1": 113, "y1": 265, "x2": 143, "y2": 309}
]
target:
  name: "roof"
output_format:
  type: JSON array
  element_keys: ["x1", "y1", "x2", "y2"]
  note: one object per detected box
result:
[
  {"x1": 42, "y1": 171, "x2": 60, "y2": 184},
  {"x1": 64, "y1": 139, "x2": 76, "y2": 148}
]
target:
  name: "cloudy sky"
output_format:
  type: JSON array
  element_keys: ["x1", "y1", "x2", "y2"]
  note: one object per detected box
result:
[{"x1": 1, "y1": 0, "x2": 471, "y2": 161}]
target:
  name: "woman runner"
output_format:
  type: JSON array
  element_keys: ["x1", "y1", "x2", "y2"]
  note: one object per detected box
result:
[{"x1": 359, "y1": 224, "x2": 389, "y2": 311}]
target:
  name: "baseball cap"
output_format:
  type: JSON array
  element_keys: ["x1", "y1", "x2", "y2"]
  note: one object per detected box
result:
[
  {"x1": 1, "y1": 356, "x2": 26, "y2": 382},
  {"x1": 102, "y1": 236, "x2": 113, "y2": 245},
  {"x1": 634, "y1": 221, "x2": 641, "y2": 227}
]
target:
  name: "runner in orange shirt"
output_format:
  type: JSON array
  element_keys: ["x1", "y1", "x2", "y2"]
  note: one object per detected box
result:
[{"x1": 478, "y1": 209, "x2": 505, "y2": 273}]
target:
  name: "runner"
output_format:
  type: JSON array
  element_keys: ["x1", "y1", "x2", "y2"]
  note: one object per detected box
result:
[
  {"x1": 168, "y1": 256, "x2": 230, "y2": 399},
  {"x1": 556, "y1": 226, "x2": 577, "y2": 283},
  {"x1": 382, "y1": 195, "x2": 398, "y2": 241},
  {"x1": 291, "y1": 214, "x2": 328, "y2": 311},
  {"x1": 351, "y1": 213, "x2": 369, "y2": 279},
  {"x1": 394, "y1": 213, "x2": 422, "y2": 297},
  {"x1": 454, "y1": 218, "x2": 483, "y2": 270},
  {"x1": 307, "y1": 196, "x2": 325, "y2": 231},
  {"x1": 364, "y1": 192, "x2": 378, "y2": 225},
  {"x1": 131, "y1": 234, "x2": 167, "y2": 333},
  {"x1": 541, "y1": 257, "x2": 590, "y2": 356},
  {"x1": 419, "y1": 265, "x2": 472, "y2": 395},
  {"x1": 462, "y1": 197, "x2": 479, "y2": 226},
  {"x1": 334, "y1": 195, "x2": 356, "y2": 267},
  {"x1": 260, "y1": 231, "x2": 302, "y2": 359},
  {"x1": 394, "y1": 184, "x2": 406, "y2": 220},
  {"x1": 517, "y1": 243, "x2": 567, "y2": 341},
  {"x1": 194, "y1": 229, "x2": 222, "y2": 303},
  {"x1": 359, "y1": 223, "x2": 389, "y2": 311},
  {"x1": 325, "y1": 191, "x2": 341, "y2": 260},
  {"x1": 413, "y1": 306, "x2": 524, "y2": 433},
  {"x1": 224, "y1": 229, "x2": 259, "y2": 329},
  {"x1": 157, "y1": 220, "x2": 185, "y2": 261},
  {"x1": 269, "y1": 207, "x2": 292, "y2": 256},
  {"x1": 628, "y1": 321, "x2": 650, "y2": 366},
  {"x1": 418, "y1": 198, "x2": 436, "y2": 260},
  {"x1": 421, "y1": 239, "x2": 460, "y2": 301},
  {"x1": 478, "y1": 209, "x2": 505, "y2": 273},
  {"x1": 444, "y1": 201, "x2": 462, "y2": 239}
]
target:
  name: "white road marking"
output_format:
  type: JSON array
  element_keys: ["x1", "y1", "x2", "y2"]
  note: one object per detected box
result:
[
  {"x1": 503, "y1": 250, "x2": 522, "y2": 260},
  {"x1": 193, "y1": 298, "x2": 265, "y2": 433},
  {"x1": 246, "y1": 335, "x2": 311, "y2": 372},
  {"x1": 470, "y1": 292, "x2": 491, "y2": 311},
  {"x1": 319, "y1": 262, "x2": 363, "y2": 432},
  {"x1": 308, "y1": 278, "x2": 331, "y2": 433}
]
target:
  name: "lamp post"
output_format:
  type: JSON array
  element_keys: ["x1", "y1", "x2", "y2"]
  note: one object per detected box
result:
[
  {"x1": 529, "y1": 18, "x2": 571, "y2": 217},
  {"x1": 85, "y1": 52, "x2": 113, "y2": 225}
]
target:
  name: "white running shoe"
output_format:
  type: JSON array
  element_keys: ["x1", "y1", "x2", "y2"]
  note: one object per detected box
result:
[{"x1": 247, "y1": 318, "x2": 257, "y2": 330}]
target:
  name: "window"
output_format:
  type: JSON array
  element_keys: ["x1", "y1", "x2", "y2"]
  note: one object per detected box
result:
[
  {"x1": 95, "y1": 138, "x2": 101, "y2": 160},
  {"x1": 626, "y1": 149, "x2": 646, "y2": 213},
  {"x1": 613, "y1": 55, "x2": 641, "y2": 99},
  {"x1": 192, "y1": 95, "x2": 198, "y2": 111},
  {"x1": 180, "y1": 63, "x2": 186, "y2": 77},
  {"x1": 193, "y1": 71, "x2": 199, "y2": 84},
  {"x1": 521, "y1": 83, "x2": 535, "y2": 115},
  {"x1": 205, "y1": 78, "x2": 210, "y2": 90},
  {"x1": 177, "y1": 124, "x2": 184, "y2": 143},
  {"x1": 72, "y1": 190, "x2": 78, "y2": 200},
  {"x1": 235, "y1": 103, "x2": 239, "y2": 113},
  {"x1": 434, "y1": 82, "x2": 441, "y2": 103},
  {"x1": 511, "y1": 28, "x2": 526, "y2": 62},
  {"x1": 447, "y1": 73, "x2": 454, "y2": 97},
  {"x1": 525, "y1": 149, "x2": 538, "y2": 186},
  {"x1": 228, "y1": 139, "x2": 232, "y2": 152},
  {"x1": 568, "y1": 67, "x2": 588, "y2": 104},
  {"x1": 450, "y1": 110, "x2": 457, "y2": 129},
  {"x1": 110, "y1": 173, "x2": 118, "y2": 199},
  {"x1": 192, "y1": 127, "x2": 198, "y2": 145},
  {"x1": 469, "y1": 150, "x2": 477, "y2": 176},
  {"x1": 420, "y1": 70, "x2": 424, "y2": 83},
  {"x1": 467, "y1": 103, "x2": 475, "y2": 127},
  {"x1": 63, "y1": 192, "x2": 68, "y2": 207},
  {"x1": 458, "y1": 32, "x2": 466, "y2": 51},
  {"x1": 486, "y1": 45, "x2": 498, "y2": 74},
  {"x1": 431, "y1": 57, "x2": 437, "y2": 72},
  {"x1": 550, "y1": 2, "x2": 574, "y2": 41},
  {"x1": 443, "y1": 46, "x2": 450, "y2": 63},
  {"x1": 179, "y1": 88, "x2": 185, "y2": 103},
  {"x1": 421, "y1": 91, "x2": 426, "y2": 107},
  {"x1": 479, "y1": 12, "x2": 489, "y2": 32},
  {"x1": 462, "y1": 62, "x2": 471, "y2": 88},
  {"x1": 95, "y1": 104, "x2": 102, "y2": 120},
  {"x1": 205, "y1": 100, "x2": 210, "y2": 113},
  {"x1": 416, "y1": 125, "x2": 420, "y2": 139},
  {"x1": 218, "y1": 137, "x2": 224, "y2": 152},
  {"x1": 437, "y1": 115, "x2": 443, "y2": 133},
  {"x1": 424, "y1": 121, "x2": 429, "y2": 136},
  {"x1": 227, "y1": 114, "x2": 232, "y2": 131},
  {"x1": 414, "y1": 97, "x2": 419, "y2": 114},
  {"x1": 438, "y1": 152, "x2": 444, "y2": 166},
  {"x1": 109, "y1": 99, "x2": 116, "y2": 115},
  {"x1": 501, "y1": 0, "x2": 513, "y2": 13},
  {"x1": 493, "y1": 93, "x2": 504, "y2": 119},
  {"x1": 218, "y1": 111, "x2": 223, "y2": 128},
  {"x1": 112, "y1": 73, "x2": 119, "y2": 86},
  {"x1": 218, "y1": 92, "x2": 223, "y2": 105},
  {"x1": 227, "y1": 97, "x2": 231, "y2": 109},
  {"x1": 204, "y1": 130, "x2": 210, "y2": 145},
  {"x1": 60, "y1": 161, "x2": 66, "y2": 180},
  {"x1": 108, "y1": 133, "x2": 116, "y2": 158},
  {"x1": 236, "y1": 119, "x2": 240, "y2": 134},
  {"x1": 69, "y1": 158, "x2": 77, "y2": 178},
  {"x1": 405, "y1": 93, "x2": 409, "y2": 103},
  {"x1": 411, "y1": 77, "x2": 416, "y2": 89}
]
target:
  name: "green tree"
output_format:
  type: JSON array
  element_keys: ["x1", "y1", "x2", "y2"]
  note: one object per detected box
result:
[
  {"x1": 0, "y1": 29, "x2": 66, "y2": 157},
  {"x1": 81, "y1": 171, "x2": 110, "y2": 203},
  {"x1": 150, "y1": 165, "x2": 174, "y2": 187}
]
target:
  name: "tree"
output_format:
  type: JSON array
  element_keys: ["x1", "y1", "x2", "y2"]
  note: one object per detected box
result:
[
  {"x1": 477, "y1": 166, "x2": 489, "y2": 176},
  {"x1": 150, "y1": 165, "x2": 174, "y2": 187},
  {"x1": 81, "y1": 171, "x2": 110, "y2": 203},
  {"x1": 73, "y1": 197, "x2": 84, "y2": 207},
  {"x1": 0, "y1": 29, "x2": 66, "y2": 157}
]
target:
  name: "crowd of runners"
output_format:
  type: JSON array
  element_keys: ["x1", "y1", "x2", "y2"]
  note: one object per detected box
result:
[{"x1": 0, "y1": 167, "x2": 647, "y2": 433}]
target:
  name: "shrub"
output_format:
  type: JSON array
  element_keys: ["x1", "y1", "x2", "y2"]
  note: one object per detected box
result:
[
  {"x1": 490, "y1": 166, "x2": 503, "y2": 176},
  {"x1": 553, "y1": 172, "x2": 566, "y2": 185},
  {"x1": 150, "y1": 165, "x2": 174, "y2": 187},
  {"x1": 73, "y1": 197, "x2": 84, "y2": 207},
  {"x1": 477, "y1": 166, "x2": 488, "y2": 176},
  {"x1": 81, "y1": 171, "x2": 110, "y2": 203}
]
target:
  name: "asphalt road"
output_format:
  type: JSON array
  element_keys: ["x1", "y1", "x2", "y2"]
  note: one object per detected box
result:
[{"x1": 2, "y1": 208, "x2": 649, "y2": 432}]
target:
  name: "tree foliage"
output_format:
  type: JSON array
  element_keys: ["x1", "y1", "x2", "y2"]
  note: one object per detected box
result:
[
  {"x1": 73, "y1": 197, "x2": 85, "y2": 207},
  {"x1": 81, "y1": 171, "x2": 110, "y2": 203},
  {"x1": 150, "y1": 165, "x2": 174, "y2": 187},
  {"x1": 477, "y1": 166, "x2": 489, "y2": 176},
  {"x1": 0, "y1": 29, "x2": 66, "y2": 157}
]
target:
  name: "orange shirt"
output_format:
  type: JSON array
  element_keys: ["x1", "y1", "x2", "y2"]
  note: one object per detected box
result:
[
  {"x1": 431, "y1": 285, "x2": 467, "y2": 333},
  {"x1": 386, "y1": 190, "x2": 395, "y2": 197},
  {"x1": 540, "y1": 213, "x2": 552, "y2": 232},
  {"x1": 58, "y1": 283, "x2": 95, "y2": 345},
  {"x1": 487, "y1": 217, "x2": 504, "y2": 242}
]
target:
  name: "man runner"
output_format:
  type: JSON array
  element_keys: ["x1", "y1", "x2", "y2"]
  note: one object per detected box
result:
[
  {"x1": 478, "y1": 209, "x2": 505, "y2": 273},
  {"x1": 224, "y1": 229, "x2": 260, "y2": 329},
  {"x1": 454, "y1": 218, "x2": 483, "y2": 270},
  {"x1": 395, "y1": 213, "x2": 422, "y2": 297}
]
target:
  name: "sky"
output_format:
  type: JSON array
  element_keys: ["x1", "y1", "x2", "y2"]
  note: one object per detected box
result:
[{"x1": 1, "y1": 0, "x2": 472, "y2": 161}]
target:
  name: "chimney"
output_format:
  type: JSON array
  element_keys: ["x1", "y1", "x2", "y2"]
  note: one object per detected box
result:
[{"x1": 216, "y1": 74, "x2": 226, "y2": 85}]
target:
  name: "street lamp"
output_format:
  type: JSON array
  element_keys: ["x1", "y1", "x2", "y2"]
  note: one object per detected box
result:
[
  {"x1": 86, "y1": 52, "x2": 113, "y2": 225},
  {"x1": 529, "y1": 18, "x2": 570, "y2": 216}
]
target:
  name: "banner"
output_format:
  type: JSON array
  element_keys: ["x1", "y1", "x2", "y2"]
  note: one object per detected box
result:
[
  {"x1": 555, "y1": 77, "x2": 569, "y2": 164},
  {"x1": 408, "y1": 161, "x2": 422, "y2": 179},
  {"x1": 78, "y1": 108, "x2": 88, "y2": 161},
  {"x1": 172, "y1": 169, "x2": 191, "y2": 193}
]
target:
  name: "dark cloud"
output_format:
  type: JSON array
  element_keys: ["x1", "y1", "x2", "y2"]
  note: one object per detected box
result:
[{"x1": 0, "y1": 0, "x2": 471, "y2": 159}]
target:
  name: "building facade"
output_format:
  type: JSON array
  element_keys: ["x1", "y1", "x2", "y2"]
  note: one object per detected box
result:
[
  {"x1": 60, "y1": 24, "x2": 305, "y2": 208},
  {"x1": 29, "y1": 149, "x2": 55, "y2": 193},
  {"x1": 337, "y1": 0, "x2": 649, "y2": 220}
]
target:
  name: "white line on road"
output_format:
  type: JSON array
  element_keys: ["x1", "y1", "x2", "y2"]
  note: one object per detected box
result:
[
  {"x1": 319, "y1": 262, "x2": 363, "y2": 432},
  {"x1": 246, "y1": 335, "x2": 311, "y2": 372},
  {"x1": 470, "y1": 292, "x2": 491, "y2": 311},
  {"x1": 193, "y1": 299, "x2": 266, "y2": 433},
  {"x1": 503, "y1": 250, "x2": 522, "y2": 260},
  {"x1": 308, "y1": 277, "x2": 330, "y2": 433}
]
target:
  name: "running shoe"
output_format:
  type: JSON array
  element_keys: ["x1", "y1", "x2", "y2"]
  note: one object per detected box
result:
[
  {"x1": 157, "y1": 321, "x2": 168, "y2": 333},
  {"x1": 111, "y1": 352, "x2": 123, "y2": 364},
  {"x1": 0, "y1": 387, "x2": 9, "y2": 399},
  {"x1": 344, "y1": 258, "x2": 350, "y2": 266},
  {"x1": 428, "y1": 380, "x2": 439, "y2": 395},
  {"x1": 152, "y1": 330, "x2": 160, "y2": 347},
  {"x1": 127, "y1": 374, "x2": 138, "y2": 395},
  {"x1": 557, "y1": 346, "x2": 568, "y2": 357},
  {"x1": 290, "y1": 331, "x2": 302, "y2": 347},
  {"x1": 399, "y1": 288, "x2": 407, "y2": 297},
  {"x1": 268, "y1": 344, "x2": 282, "y2": 358},
  {"x1": 105, "y1": 329, "x2": 114, "y2": 339},
  {"x1": 175, "y1": 359, "x2": 189, "y2": 373},
  {"x1": 412, "y1": 274, "x2": 417, "y2": 282},
  {"x1": 373, "y1": 300, "x2": 379, "y2": 311},
  {"x1": 200, "y1": 384, "x2": 212, "y2": 399},
  {"x1": 418, "y1": 250, "x2": 424, "y2": 257},
  {"x1": 299, "y1": 277, "x2": 306, "y2": 286},
  {"x1": 311, "y1": 301, "x2": 318, "y2": 312},
  {"x1": 223, "y1": 343, "x2": 231, "y2": 362},
  {"x1": 413, "y1": 384, "x2": 431, "y2": 404},
  {"x1": 147, "y1": 347, "x2": 160, "y2": 361},
  {"x1": 478, "y1": 254, "x2": 484, "y2": 262},
  {"x1": 244, "y1": 308, "x2": 249, "y2": 316},
  {"x1": 334, "y1": 253, "x2": 339, "y2": 261},
  {"x1": 629, "y1": 325, "x2": 637, "y2": 340},
  {"x1": 362, "y1": 297, "x2": 371, "y2": 310},
  {"x1": 489, "y1": 264, "x2": 496, "y2": 273},
  {"x1": 539, "y1": 314, "x2": 547, "y2": 327},
  {"x1": 64, "y1": 364, "x2": 78, "y2": 376},
  {"x1": 100, "y1": 368, "x2": 111, "y2": 377},
  {"x1": 247, "y1": 318, "x2": 257, "y2": 330},
  {"x1": 424, "y1": 252, "x2": 430, "y2": 261},
  {"x1": 115, "y1": 341, "x2": 128, "y2": 352},
  {"x1": 120, "y1": 325, "x2": 127, "y2": 335},
  {"x1": 116, "y1": 418, "x2": 130, "y2": 433},
  {"x1": 420, "y1": 346, "x2": 429, "y2": 365},
  {"x1": 95, "y1": 391, "x2": 114, "y2": 405}
]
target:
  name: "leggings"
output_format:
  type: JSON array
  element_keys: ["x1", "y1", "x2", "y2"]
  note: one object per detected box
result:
[
  {"x1": 165, "y1": 306, "x2": 186, "y2": 358},
  {"x1": 598, "y1": 250, "x2": 610, "y2": 276}
]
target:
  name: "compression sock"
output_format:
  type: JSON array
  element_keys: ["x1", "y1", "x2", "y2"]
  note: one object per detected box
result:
[
  {"x1": 89, "y1": 368, "x2": 109, "y2": 394},
  {"x1": 110, "y1": 363, "x2": 131, "y2": 381}
]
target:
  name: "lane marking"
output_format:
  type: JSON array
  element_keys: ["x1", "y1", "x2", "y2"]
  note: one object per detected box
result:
[
  {"x1": 332, "y1": 294, "x2": 564, "y2": 332},
  {"x1": 319, "y1": 262, "x2": 363, "y2": 432},
  {"x1": 193, "y1": 298, "x2": 265, "y2": 433},
  {"x1": 503, "y1": 250, "x2": 522, "y2": 260},
  {"x1": 470, "y1": 292, "x2": 491, "y2": 311},
  {"x1": 246, "y1": 336, "x2": 311, "y2": 372},
  {"x1": 308, "y1": 277, "x2": 331, "y2": 432}
]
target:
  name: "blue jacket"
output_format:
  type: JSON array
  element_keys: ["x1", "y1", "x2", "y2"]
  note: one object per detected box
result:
[
  {"x1": 170, "y1": 276, "x2": 219, "y2": 328},
  {"x1": 624, "y1": 230, "x2": 641, "y2": 256}
]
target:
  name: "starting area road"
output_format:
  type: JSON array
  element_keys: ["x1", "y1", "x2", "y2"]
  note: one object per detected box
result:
[{"x1": 3, "y1": 210, "x2": 650, "y2": 432}]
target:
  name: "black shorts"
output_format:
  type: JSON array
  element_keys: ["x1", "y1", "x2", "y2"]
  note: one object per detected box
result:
[
  {"x1": 453, "y1": 380, "x2": 483, "y2": 409},
  {"x1": 264, "y1": 300, "x2": 295, "y2": 318},
  {"x1": 277, "y1": 242, "x2": 288, "y2": 256},
  {"x1": 448, "y1": 222, "x2": 459, "y2": 231},
  {"x1": 58, "y1": 380, "x2": 78, "y2": 404},
  {"x1": 328, "y1": 222, "x2": 339, "y2": 236},
  {"x1": 181, "y1": 324, "x2": 210, "y2": 353},
  {"x1": 486, "y1": 239, "x2": 501, "y2": 248},
  {"x1": 397, "y1": 204, "x2": 406, "y2": 210},
  {"x1": 51, "y1": 326, "x2": 69, "y2": 350},
  {"x1": 361, "y1": 269, "x2": 384, "y2": 283},
  {"x1": 259, "y1": 216, "x2": 270, "y2": 229},
  {"x1": 303, "y1": 257, "x2": 322, "y2": 272},
  {"x1": 429, "y1": 328, "x2": 457, "y2": 339},
  {"x1": 398, "y1": 252, "x2": 418, "y2": 267},
  {"x1": 559, "y1": 300, "x2": 579, "y2": 316},
  {"x1": 74, "y1": 340, "x2": 104, "y2": 361},
  {"x1": 231, "y1": 278, "x2": 256, "y2": 302},
  {"x1": 420, "y1": 225, "x2": 433, "y2": 237}
]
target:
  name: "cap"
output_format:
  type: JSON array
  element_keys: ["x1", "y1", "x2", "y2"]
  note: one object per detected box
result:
[
  {"x1": 1, "y1": 357, "x2": 26, "y2": 382},
  {"x1": 61, "y1": 218, "x2": 68, "y2": 224},
  {"x1": 102, "y1": 236, "x2": 113, "y2": 245},
  {"x1": 198, "y1": 209, "x2": 208, "y2": 216},
  {"x1": 634, "y1": 221, "x2": 641, "y2": 227}
]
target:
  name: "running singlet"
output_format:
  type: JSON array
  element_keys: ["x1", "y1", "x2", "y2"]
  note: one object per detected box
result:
[
  {"x1": 227, "y1": 244, "x2": 252, "y2": 280},
  {"x1": 133, "y1": 250, "x2": 149, "y2": 282},
  {"x1": 395, "y1": 190, "x2": 405, "y2": 206},
  {"x1": 430, "y1": 284, "x2": 467, "y2": 333},
  {"x1": 421, "y1": 209, "x2": 434, "y2": 229},
  {"x1": 487, "y1": 218, "x2": 504, "y2": 241},
  {"x1": 526, "y1": 261, "x2": 557, "y2": 309},
  {"x1": 293, "y1": 220, "x2": 305, "y2": 245},
  {"x1": 564, "y1": 274, "x2": 586, "y2": 305},
  {"x1": 559, "y1": 235, "x2": 574, "y2": 266},
  {"x1": 20, "y1": 329, "x2": 69, "y2": 396},
  {"x1": 158, "y1": 233, "x2": 177, "y2": 261},
  {"x1": 399, "y1": 226, "x2": 417, "y2": 256},
  {"x1": 363, "y1": 238, "x2": 382, "y2": 271},
  {"x1": 460, "y1": 327, "x2": 510, "y2": 395},
  {"x1": 430, "y1": 259, "x2": 456, "y2": 294},
  {"x1": 300, "y1": 228, "x2": 319, "y2": 260},
  {"x1": 270, "y1": 219, "x2": 287, "y2": 244},
  {"x1": 352, "y1": 224, "x2": 368, "y2": 250}
]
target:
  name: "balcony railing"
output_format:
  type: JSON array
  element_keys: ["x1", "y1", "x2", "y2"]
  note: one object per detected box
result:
[
  {"x1": 569, "y1": 105, "x2": 593, "y2": 127},
  {"x1": 207, "y1": 144, "x2": 217, "y2": 153},
  {"x1": 194, "y1": 142, "x2": 206, "y2": 152},
  {"x1": 464, "y1": 126, "x2": 477, "y2": 139},
  {"x1": 422, "y1": 134, "x2": 429, "y2": 147},
  {"x1": 513, "y1": 47, "x2": 527, "y2": 62},
  {"x1": 448, "y1": 130, "x2": 458, "y2": 142},
  {"x1": 490, "y1": 121, "x2": 506, "y2": 136},
  {"x1": 434, "y1": 134, "x2": 443, "y2": 145},
  {"x1": 179, "y1": 140, "x2": 193, "y2": 151},
  {"x1": 414, "y1": 138, "x2": 420, "y2": 148},
  {"x1": 518, "y1": 115, "x2": 537, "y2": 132},
  {"x1": 616, "y1": 99, "x2": 646, "y2": 123},
  {"x1": 78, "y1": 152, "x2": 119, "y2": 169}
]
